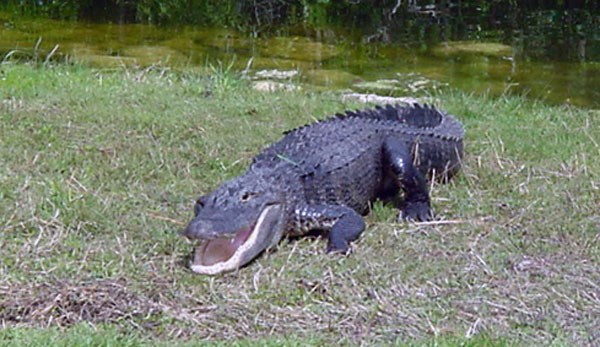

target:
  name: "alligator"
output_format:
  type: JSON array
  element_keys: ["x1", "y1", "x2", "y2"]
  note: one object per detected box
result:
[{"x1": 183, "y1": 104, "x2": 464, "y2": 275}]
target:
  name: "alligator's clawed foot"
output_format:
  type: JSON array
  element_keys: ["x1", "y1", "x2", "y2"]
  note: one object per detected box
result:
[
  {"x1": 326, "y1": 242, "x2": 351, "y2": 255},
  {"x1": 400, "y1": 201, "x2": 433, "y2": 222}
]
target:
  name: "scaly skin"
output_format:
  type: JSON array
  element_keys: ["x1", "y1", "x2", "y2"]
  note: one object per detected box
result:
[{"x1": 183, "y1": 104, "x2": 464, "y2": 275}]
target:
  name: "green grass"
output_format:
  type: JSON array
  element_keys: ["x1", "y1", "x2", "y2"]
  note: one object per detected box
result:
[
  {"x1": 0, "y1": 63, "x2": 598, "y2": 346},
  {"x1": 0, "y1": 324, "x2": 509, "y2": 347},
  {"x1": 0, "y1": 324, "x2": 325, "y2": 347}
]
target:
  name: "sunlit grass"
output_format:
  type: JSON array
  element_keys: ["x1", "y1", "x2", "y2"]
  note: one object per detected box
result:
[
  {"x1": 0, "y1": 63, "x2": 598, "y2": 346},
  {"x1": 0, "y1": 324, "x2": 513, "y2": 347}
]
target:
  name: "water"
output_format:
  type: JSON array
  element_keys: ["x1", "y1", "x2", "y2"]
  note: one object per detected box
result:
[{"x1": 1, "y1": 11, "x2": 599, "y2": 108}]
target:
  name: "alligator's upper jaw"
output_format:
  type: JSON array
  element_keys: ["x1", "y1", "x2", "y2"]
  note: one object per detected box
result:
[{"x1": 190, "y1": 204, "x2": 285, "y2": 275}]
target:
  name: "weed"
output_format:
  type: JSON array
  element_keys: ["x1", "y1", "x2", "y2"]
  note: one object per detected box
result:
[{"x1": 207, "y1": 59, "x2": 246, "y2": 95}]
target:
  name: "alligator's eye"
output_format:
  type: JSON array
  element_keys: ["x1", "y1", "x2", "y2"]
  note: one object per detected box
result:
[
  {"x1": 194, "y1": 197, "x2": 205, "y2": 216},
  {"x1": 240, "y1": 191, "x2": 254, "y2": 202}
]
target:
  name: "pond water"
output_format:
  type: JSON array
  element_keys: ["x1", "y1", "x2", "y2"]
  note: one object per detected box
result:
[{"x1": 1, "y1": 12, "x2": 599, "y2": 108}]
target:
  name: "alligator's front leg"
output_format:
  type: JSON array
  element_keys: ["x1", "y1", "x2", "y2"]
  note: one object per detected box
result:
[
  {"x1": 383, "y1": 137, "x2": 433, "y2": 221},
  {"x1": 293, "y1": 204, "x2": 365, "y2": 254}
]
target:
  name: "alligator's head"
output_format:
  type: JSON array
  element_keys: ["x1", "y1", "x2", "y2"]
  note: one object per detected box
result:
[{"x1": 182, "y1": 173, "x2": 286, "y2": 275}]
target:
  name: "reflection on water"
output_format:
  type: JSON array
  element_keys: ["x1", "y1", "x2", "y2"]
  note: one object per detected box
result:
[{"x1": 0, "y1": 14, "x2": 599, "y2": 108}]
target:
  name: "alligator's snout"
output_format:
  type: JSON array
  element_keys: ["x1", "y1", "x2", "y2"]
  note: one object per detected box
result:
[
  {"x1": 183, "y1": 204, "x2": 257, "y2": 240},
  {"x1": 182, "y1": 218, "x2": 223, "y2": 240},
  {"x1": 187, "y1": 204, "x2": 286, "y2": 275}
]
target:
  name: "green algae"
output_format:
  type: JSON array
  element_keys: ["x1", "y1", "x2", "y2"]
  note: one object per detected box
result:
[
  {"x1": 432, "y1": 41, "x2": 512, "y2": 58},
  {"x1": 121, "y1": 45, "x2": 188, "y2": 66},
  {"x1": 248, "y1": 56, "x2": 314, "y2": 71},
  {"x1": 69, "y1": 53, "x2": 138, "y2": 68},
  {"x1": 302, "y1": 69, "x2": 361, "y2": 87},
  {"x1": 260, "y1": 36, "x2": 339, "y2": 62},
  {"x1": 194, "y1": 28, "x2": 253, "y2": 51}
]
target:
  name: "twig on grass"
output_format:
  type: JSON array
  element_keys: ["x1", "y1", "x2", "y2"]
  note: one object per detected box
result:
[{"x1": 148, "y1": 212, "x2": 185, "y2": 226}]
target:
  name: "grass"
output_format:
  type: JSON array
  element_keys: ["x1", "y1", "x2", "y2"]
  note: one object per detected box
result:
[{"x1": 0, "y1": 62, "x2": 598, "y2": 346}]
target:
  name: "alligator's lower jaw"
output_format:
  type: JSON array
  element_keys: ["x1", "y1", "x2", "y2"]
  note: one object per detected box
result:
[{"x1": 190, "y1": 205, "x2": 282, "y2": 275}]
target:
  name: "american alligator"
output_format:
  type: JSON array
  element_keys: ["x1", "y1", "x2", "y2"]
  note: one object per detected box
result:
[{"x1": 183, "y1": 104, "x2": 464, "y2": 275}]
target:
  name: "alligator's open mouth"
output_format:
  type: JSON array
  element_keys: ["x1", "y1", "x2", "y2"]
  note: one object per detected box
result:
[
  {"x1": 190, "y1": 204, "x2": 284, "y2": 275},
  {"x1": 193, "y1": 226, "x2": 253, "y2": 266}
]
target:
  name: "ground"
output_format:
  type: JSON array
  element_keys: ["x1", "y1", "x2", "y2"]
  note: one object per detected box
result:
[{"x1": 0, "y1": 63, "x2": 598, "y2": 346}]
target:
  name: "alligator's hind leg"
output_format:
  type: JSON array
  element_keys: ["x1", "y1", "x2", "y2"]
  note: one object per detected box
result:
[
  {"x1": 383, "y1": 137, "x2": 433, "y2": 221},
  {"x1": 294, "y1": 204, "x2": 365, "y2": 254}
]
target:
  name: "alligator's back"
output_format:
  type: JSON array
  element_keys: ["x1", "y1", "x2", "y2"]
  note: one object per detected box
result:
[{"x1": 251, "y1": 104, "x2": 464, "y2": 213}]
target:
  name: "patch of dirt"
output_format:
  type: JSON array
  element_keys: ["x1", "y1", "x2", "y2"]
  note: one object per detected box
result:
[
  {"x1": 0, "y1": 278, "x2": 156, "y2": 328},
  {"x1": 0, "y1": 277, "x2": 215, "y2": 331}
]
